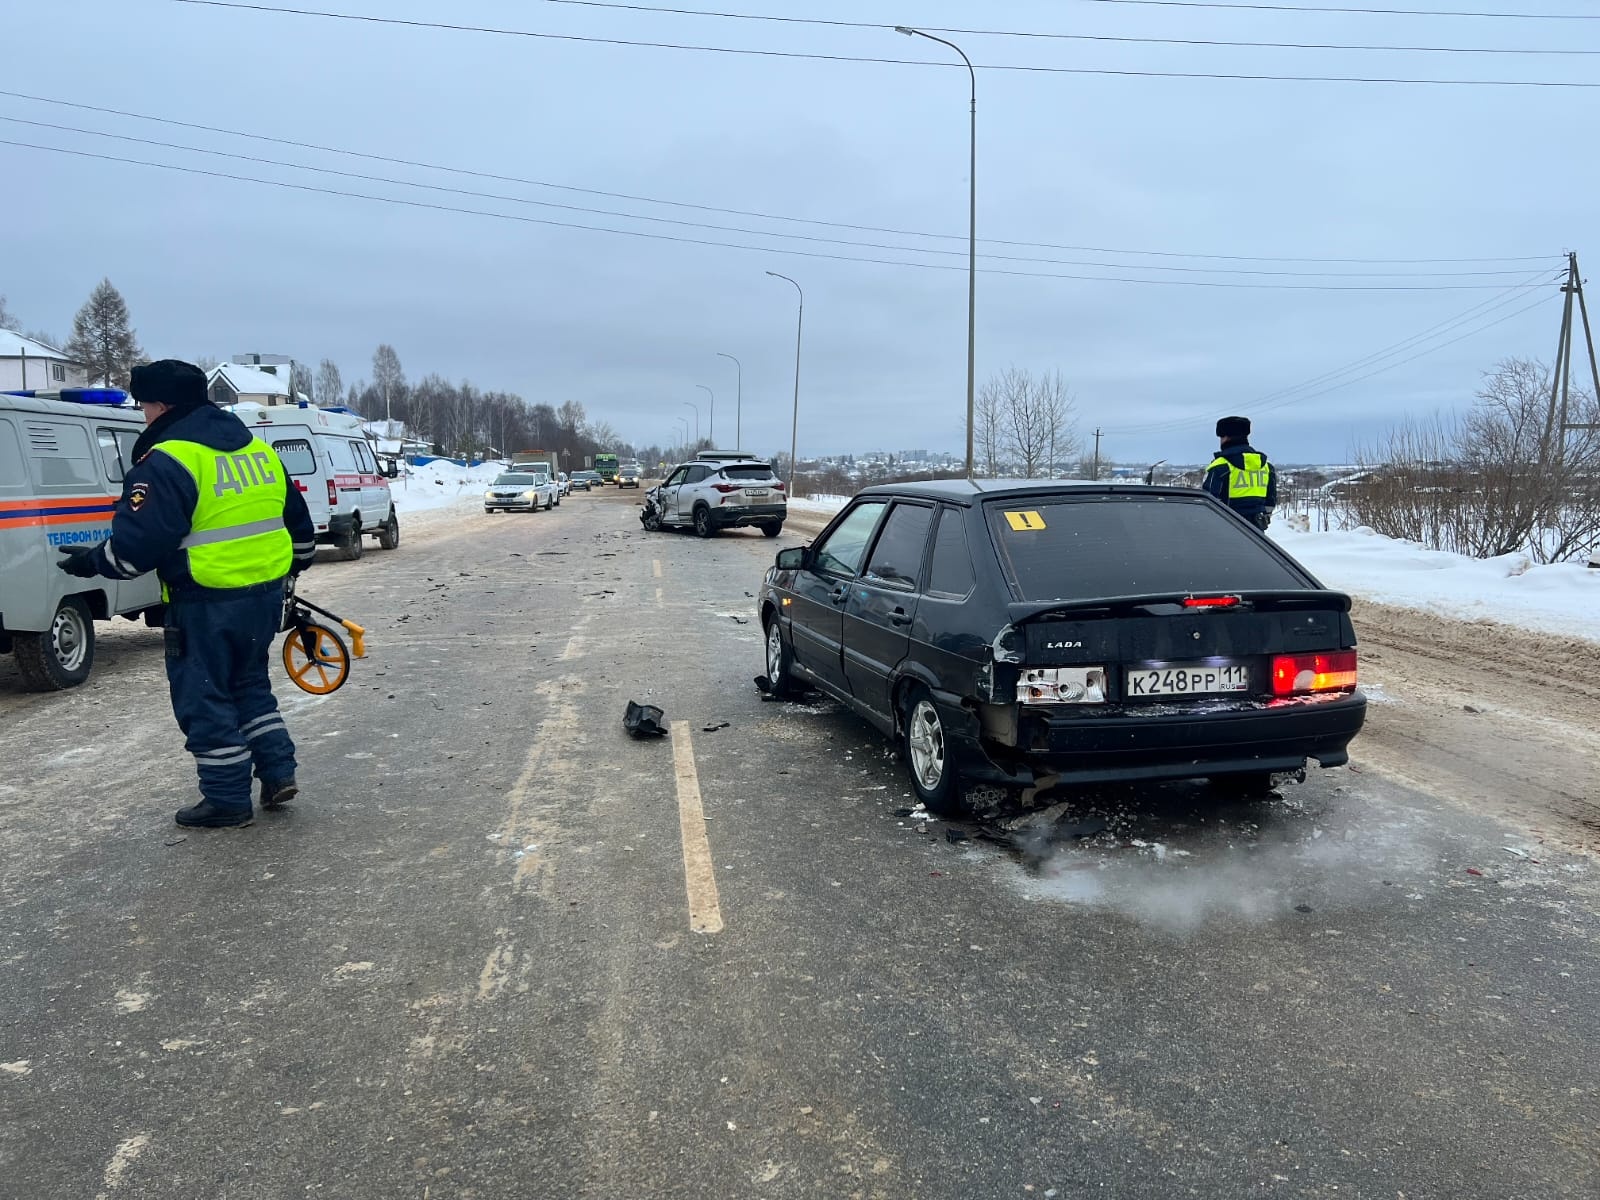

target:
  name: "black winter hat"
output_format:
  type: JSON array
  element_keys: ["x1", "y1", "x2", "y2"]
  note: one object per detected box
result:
[
  {"x1": 130, "y1": 359, "x2": 210, "y2": 411},
  {"x1": 1216, "y1": 415, "x2": 1251, "y2": 439}
]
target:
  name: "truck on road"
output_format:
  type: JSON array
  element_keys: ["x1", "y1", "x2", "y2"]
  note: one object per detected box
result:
[{"x1": 594, "y1": 452, "x2": 619, "y2": 483}]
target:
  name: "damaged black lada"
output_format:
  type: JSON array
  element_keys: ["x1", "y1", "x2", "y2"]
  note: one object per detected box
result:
[{"x1": 758, "y1": 481, "x2": 1366, "y2": 813}]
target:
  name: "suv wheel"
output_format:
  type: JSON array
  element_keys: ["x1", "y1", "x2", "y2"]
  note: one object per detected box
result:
[
  {"x1": 760, "y1": 522, "x2": 783, "y2": 538},
  {"x1": 378, "y1": 512, "x2": 400, "y2": 550},
  {"x1": 14, "y1": 596, "x2": 96, "y2": 691},
  {"x1": 901, "y1": 685, "x2": 962, "y2": 815},
  {"x1": 693, "y1": 505, "x2": 716, "y2": 538},
  {"x1": 642, "y1": 506, "x2": 663, "y2": 532}
]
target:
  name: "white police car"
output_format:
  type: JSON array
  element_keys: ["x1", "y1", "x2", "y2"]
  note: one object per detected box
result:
[{"x1": 0, "y1": 388, "x2": 163, "y2": 689}]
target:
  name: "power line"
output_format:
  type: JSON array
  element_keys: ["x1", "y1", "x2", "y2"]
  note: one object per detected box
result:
[
  {"x1": 0, "y1": 135, "x2": 1558, "y2": 292},
  {"x1": 529, "y1": 0, "x2": 1600, "y2": 55},
  {"x1": 1105, "y1": 275, "x2": 1556, "y2": 434},
  {"x1": 0, "y1": 88, "x2": 1554, "y2": 268},
  {"x1": 1067, "y1": 0, "x2": 1599, "y2": 18},
  {"x1": 165, "y1": 1, "x2": 1600, "y2": 87},
  {"x1": 0, "y1": 113, "x2": 1551, "y2": 280}
]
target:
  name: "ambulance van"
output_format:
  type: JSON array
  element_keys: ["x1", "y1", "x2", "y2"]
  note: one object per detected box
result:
[
  {"x1": 227, "y1": 401, "x2": 400, "y2": 561},
  {"x1": 0, "y1": 388, "x2": 163, "y2": 690}
]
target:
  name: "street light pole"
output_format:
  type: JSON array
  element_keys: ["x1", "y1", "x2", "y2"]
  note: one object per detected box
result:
[
  {"x1": 716, "y1": 351, "x2": 742, "y2": 451},
  {"x1": 674, "y1": 417, "x2": 689, "y2": 456},
  {"x1": 766, "y1": 271, "x2": 803, "y2": 492},
  {"x1": 895, "y1": 25, "x2": 977, "y2": 478},
  {"x1": 696, "y1": 384, "x2": 715, "y2": 446},
  {"x1": 682, "y1": 400, "x2": 700, "y2": 446}
]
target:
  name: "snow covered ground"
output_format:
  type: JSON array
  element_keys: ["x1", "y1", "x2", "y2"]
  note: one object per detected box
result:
[
  {"x1": 790, "y1": 492, "x2": 1599, "y2": 643},
  {"x1": 389, "y1": 459, "x2": 509, "y2": 515}
]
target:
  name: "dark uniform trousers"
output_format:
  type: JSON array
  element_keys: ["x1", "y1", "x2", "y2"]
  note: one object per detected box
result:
[{"x1": 165, "y1": 581, "x2": 298, "y2": 808}]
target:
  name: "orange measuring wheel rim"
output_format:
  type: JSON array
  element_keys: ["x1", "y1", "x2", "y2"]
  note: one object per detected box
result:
[{"x1": 282, "y1": 622, "x2": 351, "y2": 695}]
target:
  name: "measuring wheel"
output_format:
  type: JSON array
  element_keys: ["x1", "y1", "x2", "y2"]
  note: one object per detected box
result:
[{"x1": 282, "y1": 621, "x2": 351, "y2": 695}]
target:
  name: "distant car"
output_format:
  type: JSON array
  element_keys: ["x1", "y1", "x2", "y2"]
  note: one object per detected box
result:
[
  {"x1": 641, "y1": 456, "x2": 786, "y2": 538},
  {"x1": 571, "y1": 470, "x2": 601, "y2": 491},
  {"x1": 556, "y1": 471, "x2": 572, "y2": 497},
  {"x1": 484, "y1": 471, "x2": 559, "y2": 513},
  {"x1": 617, "y1": 464, "x2": 641, "y2": 488},
  {"x1": 758, "y1": 480, "x2": 1366, "y2": 813}
]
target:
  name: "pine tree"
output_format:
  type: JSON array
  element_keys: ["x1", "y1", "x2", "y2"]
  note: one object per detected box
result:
[{"x1": 65, "y1": 279, "x2": 143, "y2": 387}]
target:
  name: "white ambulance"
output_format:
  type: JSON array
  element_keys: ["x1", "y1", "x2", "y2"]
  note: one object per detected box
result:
[
  {"x1": 0, "y1": 388, "x2": 163, "y2": 690},
  {"x1": 227, "y1": 401, "x2": 400, "y2": 560}
]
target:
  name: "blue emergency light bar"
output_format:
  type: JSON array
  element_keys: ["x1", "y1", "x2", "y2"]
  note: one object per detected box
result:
[{"x1": 2, "y1": 387, "x2": 131, "y2": 405}]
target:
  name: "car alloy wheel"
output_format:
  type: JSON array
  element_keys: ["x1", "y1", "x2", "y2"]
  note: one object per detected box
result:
[
  {"x1": 763, "y1": 618, "x2": 801, "y2": 699},
  {"x1": 693, "y1": 506, "x2": 715, "y2": 538},
  {"x1": 901, "y1": 686, "x2": 963, "y2": 814}
]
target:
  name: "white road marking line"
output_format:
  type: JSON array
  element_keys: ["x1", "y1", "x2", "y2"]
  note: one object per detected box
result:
[
  {"x1": 652, "y1": 559, "x2": 662, "y2": 578},
  {"x1": 498, "y1": 676, "x2": 585, "y2": 890},
  {"x1": 670, "y1": 722, "x2": 724, "y2": 934},
  {"x1": 656, "y1": 587, "x2": 663, "y2": 607}
]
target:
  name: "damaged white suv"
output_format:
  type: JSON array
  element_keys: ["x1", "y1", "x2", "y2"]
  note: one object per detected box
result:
[{"x1": 640, "y1": 454, "x2": 786, "y2": 538}]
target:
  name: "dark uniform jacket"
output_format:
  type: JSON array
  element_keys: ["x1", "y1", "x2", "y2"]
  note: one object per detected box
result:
[
  {"x1": 88, "y1": 404, "x2": 316, "y2": 597},
  {"x1": 1202, "y1": 440, "x2": 1277, "y2": 523}
]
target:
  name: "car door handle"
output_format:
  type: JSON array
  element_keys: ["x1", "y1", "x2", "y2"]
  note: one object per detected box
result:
[
  {"x1": 888, "y1": 607, "x2": 911, "y2": 626},
  {"x1": 829, "y1": 584, "x2": 849, "y2": 605}
]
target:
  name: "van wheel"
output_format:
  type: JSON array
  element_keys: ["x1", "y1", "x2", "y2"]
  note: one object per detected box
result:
[
  {"x1": 378, "y1": 512, "x2": 400, "y2": 550},
  {"x1": 14, "y1": 596, "x2": 96, "y2": 691},
  {"x1": 339, "y1": 519, "x2": 363, "y2": 561},
  {"x1": 900, "y1": 685, "x2": 964, "y2": 816}
]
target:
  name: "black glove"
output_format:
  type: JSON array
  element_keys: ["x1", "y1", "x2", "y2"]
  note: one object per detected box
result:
[{"x1": 57, "y1": 545, "x2": 102, "y2": 578}]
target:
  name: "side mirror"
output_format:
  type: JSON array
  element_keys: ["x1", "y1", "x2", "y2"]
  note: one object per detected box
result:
[
  {"x1": 774, "y1": 547, "x2": 805, "y2": 571},
  {"x1": 383, "y1": 462, "x2": 400, "y2": 479}
]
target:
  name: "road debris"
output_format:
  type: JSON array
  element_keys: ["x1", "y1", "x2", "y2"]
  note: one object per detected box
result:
[
  {"x1": 702, "y1": 721, "x2": 730, "y2": 732},
  {"x1": 624, "y1": 701, "x2": 668, "y2": 739}
]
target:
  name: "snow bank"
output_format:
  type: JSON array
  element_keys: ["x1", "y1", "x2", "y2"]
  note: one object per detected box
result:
[
  {"x1": 389, "y1": 459, "x2": 509, "y2": 515},
  {"x1": 1271, "y1": 524, "x2": 1599, "y2": 643}
]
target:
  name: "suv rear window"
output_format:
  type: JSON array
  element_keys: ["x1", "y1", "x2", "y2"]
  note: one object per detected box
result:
[
  {"x1": 720, "y1": 464, "x2": 773, "y2": 480},
  {"x1": 987, "y1": 494, "x2": 1309, "y2": 601}
]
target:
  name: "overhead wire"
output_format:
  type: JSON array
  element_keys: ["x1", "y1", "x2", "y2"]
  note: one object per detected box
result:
[
  {"x1": 1104, "y1": 271, "x2": 1558, "y2": 433},
  {"x1": 526, "y1": 0, "x2": 1600, "y2": 55},
  {"x1": 165, "y1": 1, "x2": 1600, "y2": 87},
  {"x1": 0, "y1": 113, "x2": 1553, "y2": 280},
  {"x1": 0, "y1": 135, "x2": 1561, "y2": 293},
  {"x1": 0, "y1": 87, "x2": 1556, "y2": 268},
  {"x1": 1065, "y1": 1, "x2": 1599, "y2": 20}
]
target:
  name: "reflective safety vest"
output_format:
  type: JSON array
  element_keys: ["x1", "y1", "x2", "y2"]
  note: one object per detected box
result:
[
  {"x1": 1209, "y1": 451, "x2": 1271, "y2": 502},
  {"x1": 155, "y1": 437, "x2": 292, "y2": 589}
]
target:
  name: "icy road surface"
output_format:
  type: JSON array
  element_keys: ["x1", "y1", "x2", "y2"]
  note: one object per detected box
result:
[{"x1": 1, "y1": 487, "x2": 1596, "y2": 1199}]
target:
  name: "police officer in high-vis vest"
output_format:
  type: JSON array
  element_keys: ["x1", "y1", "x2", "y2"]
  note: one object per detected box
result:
[
  {"x1": 58, "y1": 360, "x2": 317, "y2": 827},
  {"x1": 1203, "y1": 415, "x2": 1276, "y2": 532}
]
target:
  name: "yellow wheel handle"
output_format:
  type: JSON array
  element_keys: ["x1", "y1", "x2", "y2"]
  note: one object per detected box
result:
[{"x1": 282, "y1": 622, "x2": 351, "y2": 695}]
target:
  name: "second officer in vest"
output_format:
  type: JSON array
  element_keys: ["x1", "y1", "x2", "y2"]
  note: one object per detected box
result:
[
  {"x1": 58, "y1": 359, "x2": 317, "y2": 827},
  {"x1": 1203, "y1": 415, "x2": 1276, "y2": 532}
]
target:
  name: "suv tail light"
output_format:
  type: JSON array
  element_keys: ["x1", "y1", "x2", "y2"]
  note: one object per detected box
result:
[
  {"x1": 1183, "y1": 595, "x2": 1239, "y2": 608},
  {"x1": 773, "y1": 480, "x2": 786, "y2": 492},
  {"x1": 712, "y1": 483, "x2": 741, "y2": 493},
  {"x1": 1271, "y1": 651, "x2": 1357, "y2": 696},
  {"x1": 326, "y1": 478, "x2": 337, "y2": 507}
]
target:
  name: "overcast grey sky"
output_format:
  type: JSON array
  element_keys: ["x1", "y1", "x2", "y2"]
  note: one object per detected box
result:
[{"x1": 4, "y1": 0, "x2": 1595, "y2": 464}]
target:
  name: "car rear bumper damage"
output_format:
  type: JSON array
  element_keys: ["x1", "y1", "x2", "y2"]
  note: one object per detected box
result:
[{"x1": 940, "y1": 691, "x2": 1367, "y2": 789}]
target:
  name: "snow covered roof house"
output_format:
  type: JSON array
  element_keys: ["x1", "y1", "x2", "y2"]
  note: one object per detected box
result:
[
  {"x1": 0, "y1": 330, "x2": 86, "y2": 391},
  {"x1": 206, "y1": 360, "x2": 309, "y2": 408}
]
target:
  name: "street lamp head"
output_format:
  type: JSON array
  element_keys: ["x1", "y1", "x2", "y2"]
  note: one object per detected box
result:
[{"x1": 894, "y1": 25, "x2": 916, "y2": 35}]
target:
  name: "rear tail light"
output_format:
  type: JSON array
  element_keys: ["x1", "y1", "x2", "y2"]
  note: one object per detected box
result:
[
  {"x1": 1019, "y1": 667, "x2": 1106, "y2": 705},
  {"x1": 1183, "y1": 595, "x2": 1240, "y2": 608},
  {"x1": 773, "y1": 480, "x2": 786, "y2": 492},
  {"x1": 326, "y1": 479, "x2": 337, "y2": 506},
  {"x1": 712, "y1": 483, "x2": 741, "y2": 493},
  {"x1": 1271, "y1": 651, "x2": 1358, "y2": 696}
]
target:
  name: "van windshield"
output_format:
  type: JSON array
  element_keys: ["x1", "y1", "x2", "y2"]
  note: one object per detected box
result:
[{"x1": 986, "y1": 493, "x2": 1309, "y2": 601}]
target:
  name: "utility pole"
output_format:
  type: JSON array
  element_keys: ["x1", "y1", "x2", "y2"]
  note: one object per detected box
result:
[
  {"x1": 1091, "y1": 428, "x2": 1103, "y2": 481},
  {"x1": 1544, "y1": 253, "x2": 1600, "y2": 461}
]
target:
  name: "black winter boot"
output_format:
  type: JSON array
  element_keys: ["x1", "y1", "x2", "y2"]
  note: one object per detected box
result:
[
  {"x1": 259, "y1": 778, "x2": 299, "y2": 809},
  {"x1": 175, "y1": 801, "x2": 254, "y2": 828}
]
